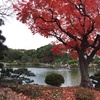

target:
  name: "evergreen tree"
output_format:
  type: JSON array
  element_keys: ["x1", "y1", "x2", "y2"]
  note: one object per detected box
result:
[{"x1": 0, "y1": 19, "x2": 7, "y2": 61}]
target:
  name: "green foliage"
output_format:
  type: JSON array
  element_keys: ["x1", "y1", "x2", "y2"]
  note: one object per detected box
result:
[
  {"x1": 45, "y1": 73, "x2": 64, "y2": 86},
  {"x1": 90, "y1": 71, "x2": 100, "y2": 89},
  {"x1": 35, "y1": 44, "x2": 54, "y2": 63},
  {"x1": 13, "y1": 68, "x2": 35, "y2": 76},
  {"x1": 67, "y1": 60, "x2": 77, "y2": 65},
  {"x1": 93, "y1": 58, "x2": 100, "y2": 68},
  {"x1": 0, "y1": 68, "x2": 13, "y2": 77},
  {"x1": 53, "y1": 53, "x2": 72, "y2": 64},
  {"x1": 0, "y1": 68, "x2": 35, "y2": 84},
  {"x1": 12, "y1": 68, "x2": 35, "y2": 84},
  {"x1": 2, "y1": 44, "x2": 73, "y2": 67},
  {"x1": 94, "y1": 59, "x2": 100, "y2": 64},
  {"x1": 0, "y1": 19, "x2": 8, "y2": 61},
  {"x1": 32, "y1": 58, "x2": 40, "y2": 65},
  {"x1": 74, "y1": 88, "x2": 94, "y2": 100},
  {"x1": 0, "y1": 63, "x2": 4, "y2": 68},
  {"x1": 67, "y1": 60, "x2": 78, "y2": 68}
]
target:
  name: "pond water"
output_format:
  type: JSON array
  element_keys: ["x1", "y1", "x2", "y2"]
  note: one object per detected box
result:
[{"x1": 27, "y1": 68, "x2": 96, "y2": 87}]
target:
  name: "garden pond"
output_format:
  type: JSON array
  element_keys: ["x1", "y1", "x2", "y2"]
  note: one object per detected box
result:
[{"x1": 22, "y1": 68, "x2": 97, "y2": 87}]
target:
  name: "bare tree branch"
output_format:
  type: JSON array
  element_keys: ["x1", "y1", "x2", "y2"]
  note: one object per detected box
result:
[{"x1": 0, "y1": 0, "x2": 16, "y2": 19}]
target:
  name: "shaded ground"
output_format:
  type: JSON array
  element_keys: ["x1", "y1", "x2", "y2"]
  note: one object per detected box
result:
[
  {"x1": 0, "y1": 85, "x2": 100, "y2": 100},
  {"x1": 0, "y1": 87, "x2": 30, "y2": 100}
]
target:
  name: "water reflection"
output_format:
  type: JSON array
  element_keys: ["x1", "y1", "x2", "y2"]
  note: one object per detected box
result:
[{"x1": 28, "y1": 68, "x2": 96, "y2": 87}]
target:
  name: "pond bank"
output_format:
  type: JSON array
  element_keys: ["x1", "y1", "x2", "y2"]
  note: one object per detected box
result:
[{"x1": 1, "y1": 62, "x2": 99, "y2": 70}]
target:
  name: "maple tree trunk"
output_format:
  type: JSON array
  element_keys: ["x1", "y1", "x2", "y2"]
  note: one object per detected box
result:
[{"x1": 79, "y1": 54, "x2": 93, "y2": 88}]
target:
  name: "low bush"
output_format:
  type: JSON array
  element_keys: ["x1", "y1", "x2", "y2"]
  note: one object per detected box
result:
[
  {"x1": 74, "y1": 88, "x2": 94, "y2": 100},
  {"x1": 0, "y1": 63, "x2": 4, "y2": 68},
  {"x1": 90, "y1": 71, "x2": 100, "y2": 89},
  {"x1": 45, "y1": 73, "x2": 64, "y2": 86}
]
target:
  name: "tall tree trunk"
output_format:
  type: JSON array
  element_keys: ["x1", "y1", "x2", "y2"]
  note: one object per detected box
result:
[{"x1": 79, "y1": 54, "x2": 93, "y2": 88}]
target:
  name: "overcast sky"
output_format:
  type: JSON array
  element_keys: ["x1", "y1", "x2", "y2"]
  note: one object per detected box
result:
[{"x1": 0, "y1": 17, "x2": 55, "y2": 50}]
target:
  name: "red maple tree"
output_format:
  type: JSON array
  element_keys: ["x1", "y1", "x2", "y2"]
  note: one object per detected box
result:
[{"x1": 13, "y1": 0, "x2": 100, "y2": 88}]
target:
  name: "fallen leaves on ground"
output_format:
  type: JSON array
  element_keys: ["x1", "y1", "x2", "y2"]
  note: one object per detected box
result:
[
  {"x1": 0, "y1": 87, "x2": 30, "y2": 100},
  {"x1": 0, "y1": 85, "x2": 100, "y2": 100}
]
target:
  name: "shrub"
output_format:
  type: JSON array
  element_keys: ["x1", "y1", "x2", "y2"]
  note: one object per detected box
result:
[
  {"x1": 0, "y1": 63, "x2": 4, "y2": 68},
  {"x1": 45, "y1": 73, "x2": 64, "y2": 86},
  {"x1": 90, "y1": 71, "x2": 100, "y2": 89},
  {"x1": 74, "y1": 88, "x2": 94, "y2": 100}
]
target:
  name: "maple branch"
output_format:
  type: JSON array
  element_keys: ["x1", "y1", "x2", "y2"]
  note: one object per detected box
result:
[
  {"x1": 54, "y1": 18, "x2": 77, "y2": 41},
  {"x1": 52, "y1": 30, "x2": 67, "y2": 45},
  {"x1": 52, "y1": 30, "x2": 80, "y2": 52},
  {"x1": 37, "y1": 8, "x2": 79, "y2": 41},
  {"x1": 48, "y1": 9, "x2": 54, "y2": 20},
  {"x1": 91, "y1": 34, "x2": 100, "y2": 48},
  {"x1": 36, "y1": 16, "x2": 54, "y2": 23},
  {"x1": 80, "y1": 0, "x2": 87, "y2": 4},
  {"x1": 78, "y1": 17, "x2": 86, "y2": 32},
  {"x1": 69, "y1": 17, "x2": 84, "y2": 41},
  {"x1": 69, "y1": 18, "x2": 81, "y2": 34},
  {"x1": 81, "y1": 35, "x2": 88, "y2": 51},
  {"x1": 86, "y1": 34, "x2": 100, "y2": 62},
  {"x1": 86, "y1": 21, "x2": 95, "y2": 35},
  {"x1": 78, "y1": 17, "x2": 84, "y2": 27},
  {"x1": 38, "y1": 25, "x2": 55, "y2": 36},
  {"x1": 36, "y1": 14, "x2": 77, "y2": 42},
  {"x1": 36, "y1": 8, "x2": 55, "y2": 22},
  {"x1": 87, "y1": 41, "x2": 100, "y2": 62},
  {"x1": 67, "y1": 0, "x2": 91, "y2": 19}
]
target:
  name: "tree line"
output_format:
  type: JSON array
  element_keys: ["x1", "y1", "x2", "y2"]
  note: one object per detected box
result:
[
  {"x1": 0, "y1": 43, "x2": 100, "y2": 68},
  {"x1": 1, "y1": 44, "x2": 76, "y2": 67}
]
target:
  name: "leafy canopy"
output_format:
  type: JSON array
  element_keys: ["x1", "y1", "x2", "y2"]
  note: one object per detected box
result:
[{"x1": 13, "y1": 0, "x2": 100, "y2": 59}]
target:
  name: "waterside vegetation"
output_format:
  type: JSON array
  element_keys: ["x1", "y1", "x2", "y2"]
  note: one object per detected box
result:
[{"x1": 0, "y1": 44, "x2": 100, "y2": 69}]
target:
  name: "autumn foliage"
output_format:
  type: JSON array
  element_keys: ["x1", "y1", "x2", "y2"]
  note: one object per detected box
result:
[
  {"x1": 13, "y1": 0, "x2": 100, "y2": 59},
  {"x1": 1, "y1": 85, "x2": 100, "y2": 100},
  {"x1": 13, "y1": 0, "x2": 100, "y2": 88}
]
